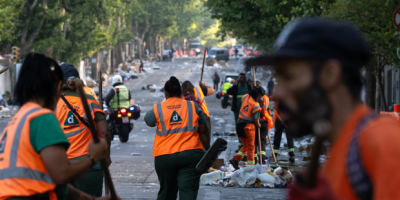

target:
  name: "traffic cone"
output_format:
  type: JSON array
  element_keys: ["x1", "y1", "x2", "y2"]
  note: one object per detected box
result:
[{"x1": 189, "y1": 50, "x2": 194, "y2": 57}]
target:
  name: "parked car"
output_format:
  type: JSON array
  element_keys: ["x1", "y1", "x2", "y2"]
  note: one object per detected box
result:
[{"x1": 206, "y1": 48, "x2": 229, "y2": 62}]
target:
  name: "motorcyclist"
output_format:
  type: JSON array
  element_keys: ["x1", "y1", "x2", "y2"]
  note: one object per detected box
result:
[
  {"x1": 105, "y1": 75, "x2": 132, "y2": 110},
  {"x1": 222, "y1": 77, "x2": 233, "y2": 94}
]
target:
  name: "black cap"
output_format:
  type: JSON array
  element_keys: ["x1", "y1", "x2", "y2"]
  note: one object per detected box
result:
[
  {"x1": 60, "y1": 63, "x2": 79, "y2": 80},
  {"x1": 246, "y1": 18, "x2": 371, "y2": 68}
]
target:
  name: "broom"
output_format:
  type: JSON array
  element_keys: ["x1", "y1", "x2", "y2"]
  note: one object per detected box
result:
[{"x1": 196, "y1": 138, "x2": 228, "y2": 174}]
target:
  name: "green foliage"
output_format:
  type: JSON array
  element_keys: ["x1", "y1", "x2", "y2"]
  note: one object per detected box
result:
[
  {"x1": 323, "y1": 0, "x2": 400, "y2": 68},
  {"x1": 203, "y1": 0, "x2": 332, "y2": 51}
]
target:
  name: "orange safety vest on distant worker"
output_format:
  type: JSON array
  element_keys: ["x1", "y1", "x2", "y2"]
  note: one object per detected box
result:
[
  {"x1": 152, "y1": 97, "x2": 203, "y2": 157},
  {"x1": 239, "y1": 94, "x2": 261, "y2": 121},
  {"x1": 0, "y1": 102, "x2": 57, "y2": 200},
  {"x1": 260, "y1": 95, "x2": 274, "y2": 129},
  {"x1": 55, "y1": 95, "x2": 104, "y2": 159},
  {"x1": 193, "y1": 86, "x2": 210, "y2": 117},
  {"x1": 83, "y1": 86, "x2": 98, "y2": 100}
]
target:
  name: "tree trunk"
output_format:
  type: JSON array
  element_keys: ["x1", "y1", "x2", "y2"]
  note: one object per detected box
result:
[
  {"x1": 104, "y1": 50, "x2": 111, "y2": 75},
  {"x1": 375, "y1": 79, "x2": 381, "y2": 111},
  {"x1": 115, "y1": 44, "x2": 124, "y2": 66},
  {"x1": 377, "y1": 67, "x2": 388, "y2": 111},
  {"x1": 91, "y1": 52, "x2": 98, "y2": 81},
  {"x1": 364, "y1": 64, "x2": 375, "y2": 108}
]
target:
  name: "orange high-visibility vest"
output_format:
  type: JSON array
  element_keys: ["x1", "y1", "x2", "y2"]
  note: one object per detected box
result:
[
  {"x1": 193, "y1": 86, "x2": 210, "y2": 117},
  {"x1": 153, "y1": 97, "x2": 203, "y2": 157},
  {"x1": 55, "y1": 95, "x2": 104, "y2": 159},
  {"x1": 259, "y1": 95, "x2": 274, "y2": 129},
  {"x1": 273, "y1": 101, "x2": 280, "y2": 123},
  {"x1": 0, "y1": 102, "x2": 57, "y2": 200},
  {"x1": 239, "y1": 94, "x2": 261, "y2": 121},
  {"x1": 83, "y1": 86, "x2": 98, "y2": 100}
]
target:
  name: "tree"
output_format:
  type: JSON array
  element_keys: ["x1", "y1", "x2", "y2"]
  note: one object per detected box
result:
[{"x1": 322, "y1": 0, "x2": 400, "y2": 111}]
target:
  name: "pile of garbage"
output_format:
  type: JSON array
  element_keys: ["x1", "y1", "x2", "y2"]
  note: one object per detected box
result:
[{"x1": 200, "y1": 165, "x2": 292, "y2": 188}]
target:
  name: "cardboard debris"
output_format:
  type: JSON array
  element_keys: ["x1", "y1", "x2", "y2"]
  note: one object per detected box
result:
[
  {"x1": 206, "y1": 59, "x2": 217, "y2": 66},
  {"x1": 211, "y1": 159, "x2": 224, "y2": 170}
]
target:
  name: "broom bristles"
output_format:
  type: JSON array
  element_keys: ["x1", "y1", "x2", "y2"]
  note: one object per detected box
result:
[{"x1": 196, "y1": 138, "x2": 228, "y2": 174}]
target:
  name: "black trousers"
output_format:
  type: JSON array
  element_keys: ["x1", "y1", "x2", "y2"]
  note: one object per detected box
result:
[
  {"x1": 273, "y1": 119, "x2": 295, "y2": 156},
  {"x1": 213, "y1": 82, "x2": 219, "y2": 91},
  {"x1": 255, "y1": 121, "x2": 268, "y2": 161}
]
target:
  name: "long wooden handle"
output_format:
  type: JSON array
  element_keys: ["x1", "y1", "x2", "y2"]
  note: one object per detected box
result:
[
  {"x1": 200, "y1": 50, "x2": 206, "y2": 82},
  {"x1": 267, "y1": 133, "x2": 277, "y2": 162},
  {"x1": 76, "y1": 81, "x2": 118, "y2": 200},
  {"x1": 257, "y1": 128, "x2": 263, "y2": 164},
  {"x1": 0, "y1": 67, "x2": 8, "y2": 75},
  {"x1": 97, "y1": 71, "x2": 110, "y2": 195}
]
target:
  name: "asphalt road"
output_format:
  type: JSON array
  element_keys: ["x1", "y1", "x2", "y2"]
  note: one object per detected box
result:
[
  {"x1": 0, "y1": 57, "x2": 289, "y2": 200},
  {"x1": 105, "y1": 58, "x2": 288, "y2": 199}
]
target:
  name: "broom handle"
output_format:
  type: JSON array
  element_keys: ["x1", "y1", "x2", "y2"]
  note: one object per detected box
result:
[
  {"x1": 273, "y1": 109, "x2": 310, "y2": 155},
  {"x1": 252, "y1": 66, "x2": 264, "y2": 164},
  {"x1": 200, "y1": 50, "x2": 206, "y2": 82},
  {"x1": 76, "y1": 81, "x2": 118, "y2": 200},
  {"x1": 0, "y1": 67, "x2": 8, "y2": 75}
]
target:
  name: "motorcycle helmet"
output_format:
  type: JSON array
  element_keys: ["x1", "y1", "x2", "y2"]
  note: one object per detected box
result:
[
  {"x1": 112, "y1": 75, "x2": 123, "y2": 85},
  {"x1": 226, "y1": 77, "x2": 232, "y2": 83}
]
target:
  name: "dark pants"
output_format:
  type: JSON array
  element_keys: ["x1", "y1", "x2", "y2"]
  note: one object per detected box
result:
[
  {"x1": 155, "y1": 149, "x2": 204, "y2": 200},
  {"x1": 234, "y1": 111, "x2": 243, "y2": 149},
  {"x1": 213, "y1": 82, "x2": 219, "y2": 91},
  {"x1": 255, "y1": 121, "x2": 268, "y2": 163},
  {"x1": 70, "y1": 157, "x2": 103, "y2": 197},
  {"x1": 273, "y1": 119, "x2": 295, "y2": 156}
]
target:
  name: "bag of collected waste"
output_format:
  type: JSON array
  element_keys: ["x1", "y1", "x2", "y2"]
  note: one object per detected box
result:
[
  {"x1": 257, "y1": 173, "x2": 275, "y2": 186},
  {"x1": 273, "y1": 167, "x2": 293, "y2": 183},
  {"x1": 206, "y1": 58, "x2": 217, "y2": 66},
  {"x1": 200, "y1": 170, "x2": 223, "y2": 185},
  {"x1": 230, "y1": 165, "x2": 258, "y2": 187}
]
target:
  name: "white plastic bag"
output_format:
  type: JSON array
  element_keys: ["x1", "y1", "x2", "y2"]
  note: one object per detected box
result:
[
  {"x1": 230, "y1": 165, "x2": 258, "y2": 187},
  {"x1": 258, "y1": 173, "x2": 275, "y2": 185}
]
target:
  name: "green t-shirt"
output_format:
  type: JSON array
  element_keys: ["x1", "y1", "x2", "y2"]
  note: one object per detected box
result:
[
  {"x1": 236, "y1": 85, "x2": 249, "y2": 112},
  {"x1": 237, "y1": 111, "x2": 260, "y2": 124},
  {"x1": 145, "y1": 103, "x2": 207, "y2": 127},
  {"x1": 8, "y1": 113, "x2": 70, "y2": 200},
  {"x1": 64, "y1": 91, "x2": 106, "y2": 122}
]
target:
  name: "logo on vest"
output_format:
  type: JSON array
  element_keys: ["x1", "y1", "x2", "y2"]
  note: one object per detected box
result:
[
  {"x1": 64, "y1": 111, "x2": 79, "y2": 126},
  {"x1": 170, "y1": 111, "x2": 182, "y2": 123},
  {"x1": 243, "y1": 105, "x2": 249, "y2": 112}
]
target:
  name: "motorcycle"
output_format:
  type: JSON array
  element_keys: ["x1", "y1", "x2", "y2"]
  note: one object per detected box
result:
[{"x1": 106, "y1": 88, "x2": 140, "y2": 142}]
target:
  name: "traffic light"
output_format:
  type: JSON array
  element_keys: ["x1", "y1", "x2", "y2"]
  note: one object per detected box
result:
[{"x1": 11, "y1": 46, "x2": 20, "y2": 63}]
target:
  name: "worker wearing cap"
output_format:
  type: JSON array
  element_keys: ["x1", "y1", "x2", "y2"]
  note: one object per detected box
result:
[
  {"x1": 247, "y1": 18, "x2": 400, "y2": 200},
  {"x1": 55, "y1": 63, "x2": 112, "y2": 197}
]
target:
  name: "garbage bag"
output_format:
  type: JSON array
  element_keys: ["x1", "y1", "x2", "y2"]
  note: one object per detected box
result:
[
  {"x1": 258, "y1": 173, "x2": 275, "y2": 185},
  {"x1": 230, "y1": 165, "x2": 258, "y2": 187}
]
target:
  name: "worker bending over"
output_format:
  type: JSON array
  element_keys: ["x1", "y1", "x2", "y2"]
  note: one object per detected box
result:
[{"x1": 229, "y1": 87, "x2": 265, "y2": 169}]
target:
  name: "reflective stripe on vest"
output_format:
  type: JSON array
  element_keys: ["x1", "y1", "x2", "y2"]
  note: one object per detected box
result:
[
  {"x1": 194, "y1": 87, "x2": 210, "y2": 117},
  {"x1": 110, "y1": 85, "x2": 130, "y2": 108},
  {"x1": 239, "y1": 94, "x2": 261, "y2": 121},
  {"x1": 0, "y1": 107, "x2": 54, "y2": 184},
  {"x1": 156, "y1": 101, "x2": 198, "y2": 136}
]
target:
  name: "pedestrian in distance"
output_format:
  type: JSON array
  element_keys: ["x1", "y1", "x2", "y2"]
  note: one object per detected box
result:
[
  {"x1": 247, "y1": 18, "x2": 400, "y2": 200},
  {"x1": 144, "y1": 76, "x2": 210, "y2": 200},
  {"x1": 212, "y1": 71, "x2": 220, "y2": 91},
  {"x1": 234, "y1": 47, "x2": 239, "y2": 58},
  {"x1": 55, "y1": 63, "x2": 112, "y2": 196},
  {"x1": 181, "y1": 80, "x2": 215, "y2": 138},
  {"x1": 229, "y1": 86, "x2": 265, "y2": 169},
  {"x1": 225, "y1": 73, "x2": 252, "y2": 153},
  {"x1": 0, "y1": 53, "x2": 114, "y2": 200},
  {"x1": 267, "y1": 78, "x2": 274, "y2": 97}
]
